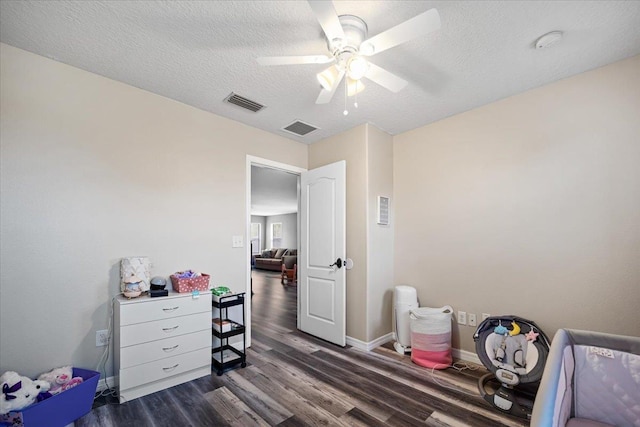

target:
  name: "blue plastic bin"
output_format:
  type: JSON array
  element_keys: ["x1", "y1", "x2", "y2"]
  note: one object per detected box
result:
[{"x1": 1, "y1": 368, "x2": 99, "y2": 427}]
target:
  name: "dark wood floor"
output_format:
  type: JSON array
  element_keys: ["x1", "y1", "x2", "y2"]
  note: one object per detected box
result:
[{"x1": 77, "y1": 270, "x2": 528, "y2": 426}]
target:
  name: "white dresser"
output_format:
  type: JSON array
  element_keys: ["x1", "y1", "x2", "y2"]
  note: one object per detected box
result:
[{"x1": 114, "y1": 291, "x2": 211, "y2": 403}]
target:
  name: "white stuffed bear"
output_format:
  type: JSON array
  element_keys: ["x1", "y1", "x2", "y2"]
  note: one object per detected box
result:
[
  {"x1": 0, "y1": 371, "x2": 51, "y2": 414},
  {"x1": 37, "y1": 366, "x2": 82, "y2": 395}
]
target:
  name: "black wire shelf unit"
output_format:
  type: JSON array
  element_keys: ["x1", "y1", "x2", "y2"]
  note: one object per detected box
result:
[{"x1": 211, "y1": 292, "x2": 246, "y2": 376}]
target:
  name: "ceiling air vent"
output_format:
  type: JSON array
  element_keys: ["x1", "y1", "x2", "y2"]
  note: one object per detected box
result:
[
  {"x1": 282, "y1": 120, "x2": 318, "y2": 137},
  {"x1": 224, "y1": 92, "x2": 265, "y2": 113}
]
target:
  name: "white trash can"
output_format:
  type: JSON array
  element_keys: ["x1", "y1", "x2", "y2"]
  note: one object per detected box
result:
[
  {"x1": 393, "y1": 286, "x2": 418, "y2": 354},
  {"x1": 410, "y1": 306, "x2": 453, "y2": 369}
]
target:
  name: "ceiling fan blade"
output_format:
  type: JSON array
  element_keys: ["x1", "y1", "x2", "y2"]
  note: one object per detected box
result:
[
  {"x1": 364, "y1": 63, "x2": 408, "y2": 93},
  {"x1": 257, "y1": 55, "x2": 333, "y2": 66},
  {"x1": 360, "y1": 8, "x2": 440, "y2": 56},
  {"x1": 308, "y1": 0, "x2": 345, "y2": 42},
  {"x1": 316, "y1": 69, "x2": 345, "y2": 104}
]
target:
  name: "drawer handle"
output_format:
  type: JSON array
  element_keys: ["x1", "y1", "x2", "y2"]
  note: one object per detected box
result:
[
  {"x1": 162, "y1": 364, "x2": 179, "y2": 372},
  {"x1": 162, "y1": 306, "x2": 179, "y2": 312},
  {"x1": 162, "y1": 344, "x2": 180, "y2": 352},
  {"x1": 162, "y1": 325, "x2": 179, "y2": 332}
]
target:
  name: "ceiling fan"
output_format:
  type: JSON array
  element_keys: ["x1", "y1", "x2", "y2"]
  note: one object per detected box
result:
[{"x1": 257, "y1": 1, "x2": 441, "y2": 105}]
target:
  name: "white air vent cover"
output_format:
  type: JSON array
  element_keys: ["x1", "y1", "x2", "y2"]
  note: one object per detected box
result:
[
  {"x1": 282, "y1": 120, "x2": 318, "y2": 136},
  {"x1": 377, "y1": 196, "x2": 390, "y2": 225},
  {"x1": 224, "y1": 93, "x2": 265, "y2": 112}
]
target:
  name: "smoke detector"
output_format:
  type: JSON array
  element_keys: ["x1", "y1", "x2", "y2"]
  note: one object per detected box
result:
[{"x1": 535, "y1": 31, "x2": 563, "y2": 49}]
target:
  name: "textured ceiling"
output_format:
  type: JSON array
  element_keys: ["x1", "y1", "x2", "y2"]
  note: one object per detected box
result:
[{"x1": 1, "y1": 1, "x2": 640, "y2": 144}]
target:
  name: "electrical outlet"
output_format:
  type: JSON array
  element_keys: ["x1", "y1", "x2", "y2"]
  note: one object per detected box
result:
[
  {"x1": 468, "y1": 313, "x2": 477, "y2": 327},
  {"x1": 96, "y1": 330, "x2": 109, "y2": 347},
  {"x1": 482, "y1": 313, "x2": 491, "y2": 321},
  {"x1": 457, "y1": 311, "x2": 467, "y2": 325}
]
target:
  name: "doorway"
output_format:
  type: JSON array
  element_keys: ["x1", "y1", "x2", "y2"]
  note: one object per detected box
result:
[{"x1": 245, "y1": 156, "x2": 305, "y2": 346}]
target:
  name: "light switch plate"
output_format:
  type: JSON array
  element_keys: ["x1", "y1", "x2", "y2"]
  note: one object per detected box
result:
[{"x1": 232, "y1": 235, "x2": 243, "y2": 248}]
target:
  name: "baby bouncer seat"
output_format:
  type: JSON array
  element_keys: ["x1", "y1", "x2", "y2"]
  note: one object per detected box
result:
[{"x1": 473, "y1": 315, "x2": 551, "y2": 419}]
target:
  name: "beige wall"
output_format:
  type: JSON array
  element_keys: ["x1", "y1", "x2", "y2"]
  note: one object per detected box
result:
[
  {"x1": 394, "y1": 55, "x2": 640, "y2": 353},
  {"x1": 4, "y1": 40, "x2": 637, "y2": 374},
  {"x1": 365, "y1": 125, "x2": 394, "y2": 341},
  {"x1": 309, "y1": 125, "x2": 368, "y2": 341},
  {"x1": 0, "y1": 44, "x2": 307, "y2": 378},
  {"x1": 309, "y1": 124, "x2": 395, "y2": 343}
]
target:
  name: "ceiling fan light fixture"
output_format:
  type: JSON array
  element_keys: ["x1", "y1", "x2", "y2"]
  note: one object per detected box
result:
[
  {"x1": 259, "y1": 3, "x2": 441, "y2": 109},
  {"x1": 359, "y1": 42, "x2": 374, "y2": 56},
  {"x1": 346, "y1": 56, "x2": 369, "y2": 80},
  {"x1": 317, "y1": 66, "x2": 339, "y2": 91},
  {"x1": 347, "y1": 78, "x2": 365, "y2": 96}
]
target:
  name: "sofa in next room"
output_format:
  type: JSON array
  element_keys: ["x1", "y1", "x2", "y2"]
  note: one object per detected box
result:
[{"x1": 254, "y1": 248, "x2": 297, "y2": 271}]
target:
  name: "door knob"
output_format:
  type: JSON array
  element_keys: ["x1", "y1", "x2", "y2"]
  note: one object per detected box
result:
[{"x1": 329, "y1": 258, "x2": 343, "y2": 269}]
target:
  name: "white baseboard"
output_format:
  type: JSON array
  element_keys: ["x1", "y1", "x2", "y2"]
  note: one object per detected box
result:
[
  {"x1": 96, "y1": 375, "x2": 116, "y2": 392},
  {"x1": 379, "y1": 333, "x2": 483, "y2": 365},
  {"x1": 346, "y1": 332, "x2": 394, "y2": 351},
  {"x1": 346, "y1": 333, "x2": 481, "y2": 366},
  {"x1": 452, "y1": 348, "x2": 481, "y2": 365}
]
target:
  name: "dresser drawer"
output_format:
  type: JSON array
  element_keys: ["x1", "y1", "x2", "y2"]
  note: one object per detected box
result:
[
  {"x1": 119, "y1": 347, "x2": 210, "y2": 391},
  {"x1": 119, "y1": 294, "x2": 211, "y2": 326},
  {"x1": 120, "y1": 312, "x2": 210, "y2": 347},
  {"x1": 119, "y1": 329, "x2": 210, "y2": 369}
]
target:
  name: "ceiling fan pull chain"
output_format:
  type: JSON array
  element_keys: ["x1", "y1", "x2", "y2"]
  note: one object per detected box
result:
[
  {"x1": 354, "y1": 81, "x2": 359, "y2": 109},
  {"x1": 343, "y1": 76, "x2": 349, "y2": 116}
]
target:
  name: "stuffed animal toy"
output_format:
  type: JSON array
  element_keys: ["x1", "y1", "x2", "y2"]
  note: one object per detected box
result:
[
  {"x1": 36, "y1": 366, "x2": 82, "y2": 395},
  {"x1": 0, "y1": 371, "x2": 51, "y2": 414}
]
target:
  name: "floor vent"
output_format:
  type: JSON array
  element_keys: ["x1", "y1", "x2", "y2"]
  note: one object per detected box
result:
[
  {"x1": 282, "y1": 120, "x2": 318, "y2": 136},
  {"x1": 224, "y1": 92, "x2": 265, "y2": 112}
]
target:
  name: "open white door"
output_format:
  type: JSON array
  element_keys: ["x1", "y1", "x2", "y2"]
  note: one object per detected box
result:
[{"x1": 299, "y1": 161, "x2": 346, "y2": 346}]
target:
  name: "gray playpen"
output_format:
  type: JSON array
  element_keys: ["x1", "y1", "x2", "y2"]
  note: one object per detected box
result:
[{"x1": 531, "y1": 329, "x2": 640, "y2": 427}]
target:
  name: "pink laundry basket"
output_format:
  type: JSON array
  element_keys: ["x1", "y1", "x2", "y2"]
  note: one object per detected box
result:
[{"x1": 410, "y1": 306, "x2": 453, "y2": 369}]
